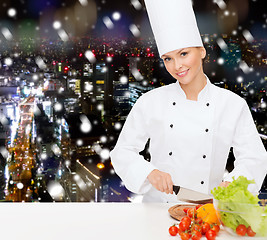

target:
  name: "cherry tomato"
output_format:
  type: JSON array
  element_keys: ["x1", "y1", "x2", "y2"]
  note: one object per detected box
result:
[
  {"x1": 183, "y1": 207, "x2": 190, "y2": 214},
  {"x1": 195, "y1": 217, "x2": 203, "y2": 225},
  {"x1": 179, "y1": 220, "x2": 190, "y2": 231},
  {"x1": 247, "y1": 226, "x2": 256, "y2": 237},
  {"x1": 192, "y1": 224, "x2": 202, "y2": 233},
  {"x1": 179, "y1": 232, "x2": 191, "y2": 240},
  {"x1": 168, "y1": 225, "x2": 179, "y2": 236},
  {"x1": 210, "y1": 224, "x2": 220, "y2": 234},
  {"x1": 181, "y1": 216, "x2": 191, "y2": 225},
  {"x1": 191, "y1": 230, "x2": 202, "y2": 240},
  {"x1": 187, "y1": 208, "x2": 197, "y2": 219},
  {"x1": 236, "y1": 224, "x2": 247, "y2": 236},
  {"x1": 202, "y1": 222, "x2": 211, "y2": 235},
  {"x1": 205, "y1": 229, "x2": 217, "y2": 240}
]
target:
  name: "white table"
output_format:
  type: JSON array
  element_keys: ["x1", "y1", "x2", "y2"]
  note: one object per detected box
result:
[{"x1": 0, "y1": 203, "x2": 260, "y2": 240}]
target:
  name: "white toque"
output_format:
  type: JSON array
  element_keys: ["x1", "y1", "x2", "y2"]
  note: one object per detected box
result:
[{"x1": 144, "y1": 0, "x2": 203, "y2": 57}]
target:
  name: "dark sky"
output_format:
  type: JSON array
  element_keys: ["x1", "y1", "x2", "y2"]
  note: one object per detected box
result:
[{"x1": 0, "y1": 0, "x2": 266, "y2": 40}]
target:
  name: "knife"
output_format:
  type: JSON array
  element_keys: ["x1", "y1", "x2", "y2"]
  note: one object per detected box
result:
[{"x1": 173, "y1": 185, "x2": 213, "y2": 204}]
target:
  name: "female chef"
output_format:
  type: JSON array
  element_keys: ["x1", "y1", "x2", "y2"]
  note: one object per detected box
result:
[{"x1": 110, "y1": 0, "x2": 267, "y2": 202}]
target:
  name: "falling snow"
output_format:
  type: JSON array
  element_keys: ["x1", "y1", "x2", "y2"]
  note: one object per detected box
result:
[{"x1": 129, "y1": 24, "x2": 141, "y2": 37}]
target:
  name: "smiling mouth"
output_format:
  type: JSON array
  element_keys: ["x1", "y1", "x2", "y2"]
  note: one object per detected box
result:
[{"x1": 176, "y1": 69, "x2": 189, "y2": 77}]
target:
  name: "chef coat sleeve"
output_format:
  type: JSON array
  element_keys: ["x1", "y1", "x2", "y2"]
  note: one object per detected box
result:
[
  {"x1": 223, "y1": 99, "x2": 267, "y2": 192},
  {"x1": 110, "y1": 96, "x2": 157, "y2": 194}
]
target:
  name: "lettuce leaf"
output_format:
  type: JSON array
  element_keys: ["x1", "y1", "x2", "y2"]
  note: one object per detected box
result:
[{"x1": 211, "y1": 176, "x2": 266, "y2": 236}]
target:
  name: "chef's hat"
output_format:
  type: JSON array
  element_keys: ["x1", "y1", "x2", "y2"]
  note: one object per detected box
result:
[{"x1": 144, "y1": 0, "x2": 203, "y2": 57}]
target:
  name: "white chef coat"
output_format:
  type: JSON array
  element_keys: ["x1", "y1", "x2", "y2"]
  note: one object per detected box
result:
[{"x1": 110, "y1": 76, "x2": 267, "y2": 202}]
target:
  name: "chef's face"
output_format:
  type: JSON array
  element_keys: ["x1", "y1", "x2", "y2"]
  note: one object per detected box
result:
[{"x1": 161, "y1": 47, "x2": 206, "y2": 87}]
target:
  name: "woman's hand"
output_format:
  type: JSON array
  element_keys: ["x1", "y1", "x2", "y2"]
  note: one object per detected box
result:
[
  {"x1": 219, "y1": 181, "x2": 231, "y2": 187},
  {"x1": 147, "y1": 169, "x2": 173, "y2": 194}
]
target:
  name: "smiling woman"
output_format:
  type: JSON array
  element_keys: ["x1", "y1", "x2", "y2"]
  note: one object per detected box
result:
[{"x1": 110, "y1": 0, "x2": 267, "y2": 203}]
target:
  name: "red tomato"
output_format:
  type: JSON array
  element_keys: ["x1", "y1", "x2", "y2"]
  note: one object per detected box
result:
[
  {"x1": 202, "y1": 222, "x2": 211, "y2": 235},
  {"x1": 180, "y1": 232, "x2": 191, "y2": 240},
  {"x1": 187, "y1": 208, "x2": 197, "y2": 219},
  {"x1": 211, "y1": 224, "x2": 220, "y2": 234},
  {"x1": 168, "y1": 225, "x2": 178, "y2": 236},
  {"x1": 192, "y1": 224, "x2": 202, "y2": 233},
  {"x1": 195, "y1": 217, "x2": 203, "y2": 225},
  {"x1": 181, "y1": 216, "x2": 191, "y2": 225},
  {"x1": 236, "y1": 224, "x2": 247, "y2": 236},
  {"x1": 179, "y1": 220, "x2": 190, "y2": 231},
  {"x1": 205, "y1": 230, "x2": 217, "y2": 240},
  {"x1": 191, "y1": 230, "x2": 202, "y2": 240},
  {"x1": 183, "y1": 207, "x2": 190, "y2": 214},
  {"x1": 247, "y1": 226, "x2": 256, "y2": 237}
]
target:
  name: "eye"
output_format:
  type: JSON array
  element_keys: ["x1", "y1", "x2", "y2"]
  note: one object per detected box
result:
[
  {"x1": 163, "y1": 57, "x2": 171, "y2": 62},
  {"x1": 181, "y1": 52, "x2": 188, "y2": 57}
]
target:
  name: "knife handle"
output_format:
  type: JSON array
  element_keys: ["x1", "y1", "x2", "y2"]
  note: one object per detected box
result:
[{"x1": 173, "y1": 185, "x2": 180, "y2": 195}]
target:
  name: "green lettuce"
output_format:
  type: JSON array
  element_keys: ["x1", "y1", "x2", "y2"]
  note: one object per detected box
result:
[{"x1": 211, "y1": 176, "x2": 267, "y2": 237}]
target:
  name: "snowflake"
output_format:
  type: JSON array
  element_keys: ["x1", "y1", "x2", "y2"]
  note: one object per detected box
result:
[
  {"x1": 47, "y1": 181, "x2": 65, "y2": 199},
  {"x1": 112, "y1": 12, "x2": 121, "y2": 21},
  {"x1": 4, "y1": 57, "x2": 13, "y2": 66},
  {"x1": 76, "y1": 139, "x2": 83, "y2": 146},
  {"x1": 79, "y1": 0, "x2": 88, "y2": 6},
  {"x1": 243, "y1": 30, "x2": 254, "y2": 43},
  {"x1": 32, "y1": 74, "x2": 39, "y2": 81},
  {"x1": 7, "y1": 8, "x2": 16, "y2": 18},
  {"x1": 237, "y1": 76, "x2": 243, "y2": 83},
  {"x1": 54, "y1": 102, "x2": 63, "y2": 111},
  {"x1": 35, "y1": 56, "x2": 47, "y2": 69},
  {"x1": 103, "y1": 16, "x2": 114, "y2": 29},
  {"x1": 213, "y1": 0, "x2": 227, "y2": 9},
  {"x1": 58, "y1": 29, "x2": 69, "y2": 41},
  {"x1": 53, "y1": 21, "x2": 61, "y2": 30},
  {"x1": 114, "y1": 122, "x2": 122, "y2": 130},
  {"x1": 1, "y1": 27, "x2": 13, "y2": 40},
  {"x1": 80, "y1": 115, "x2": 92, "y2": 133},
  {"x1": 131, "y1": 0, "x2": 142, "y2": 10},
  {"x1": 239, "y1": 61, "x2": 251, "y2": 74},
  {"x1": 52, "y1": 144, "x2": 61, "y2": 156},
  {"x1": 131, "y1": 68, "x2": 143, "y2": 80},
  {"x1": 217, "y1": 58, "x2": 224, "y2": 65},
  {"x1": 85, "y1": 50, "x2": 96, "y2": 64},
  {"x1": 100, "y1": 148, "x2": 110, "y2": 160},
  {"x1": 216, "y1": 38, "x2": 228, "y2": 51},
  {"x1": 100, "y1": 135, "x2": 107, "y2": 143},
  {"x1": 17, "y1": 182, "x2": 24, "y2": 189},
  {"x1": 129, "y1": 24, "x2": 140, "y2": 37},
  {"x1": 0, "y1": 147, "x2": 8, "y2": 158},
  {"x1": 41, "y1": 153, "x2": 47, "y2": 160},
  {"x1": 106, "y1": 56, "x2": 113, "y2": 62},
  {"x1": 119, "y1": 75, "x2": 128, "y2": 84}
]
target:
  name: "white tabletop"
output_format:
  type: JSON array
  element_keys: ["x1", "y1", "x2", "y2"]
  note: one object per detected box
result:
[{"x1": 0, "y1": 203, "x2": 260, "y2": 240}]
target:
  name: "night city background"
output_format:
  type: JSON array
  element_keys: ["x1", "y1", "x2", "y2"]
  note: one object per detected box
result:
[{"x1": 0, "y1": 0, "x2": 266, "y2": 202}]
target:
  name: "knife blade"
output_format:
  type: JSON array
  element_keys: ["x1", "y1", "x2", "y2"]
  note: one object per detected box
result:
[{"x1": 173, "y1": 185, "x2": 213, "y2": 204}]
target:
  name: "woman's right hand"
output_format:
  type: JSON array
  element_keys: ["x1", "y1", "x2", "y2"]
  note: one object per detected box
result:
[{"x1": 147, "y1": 169, "x2": 173, "y2": 194}]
